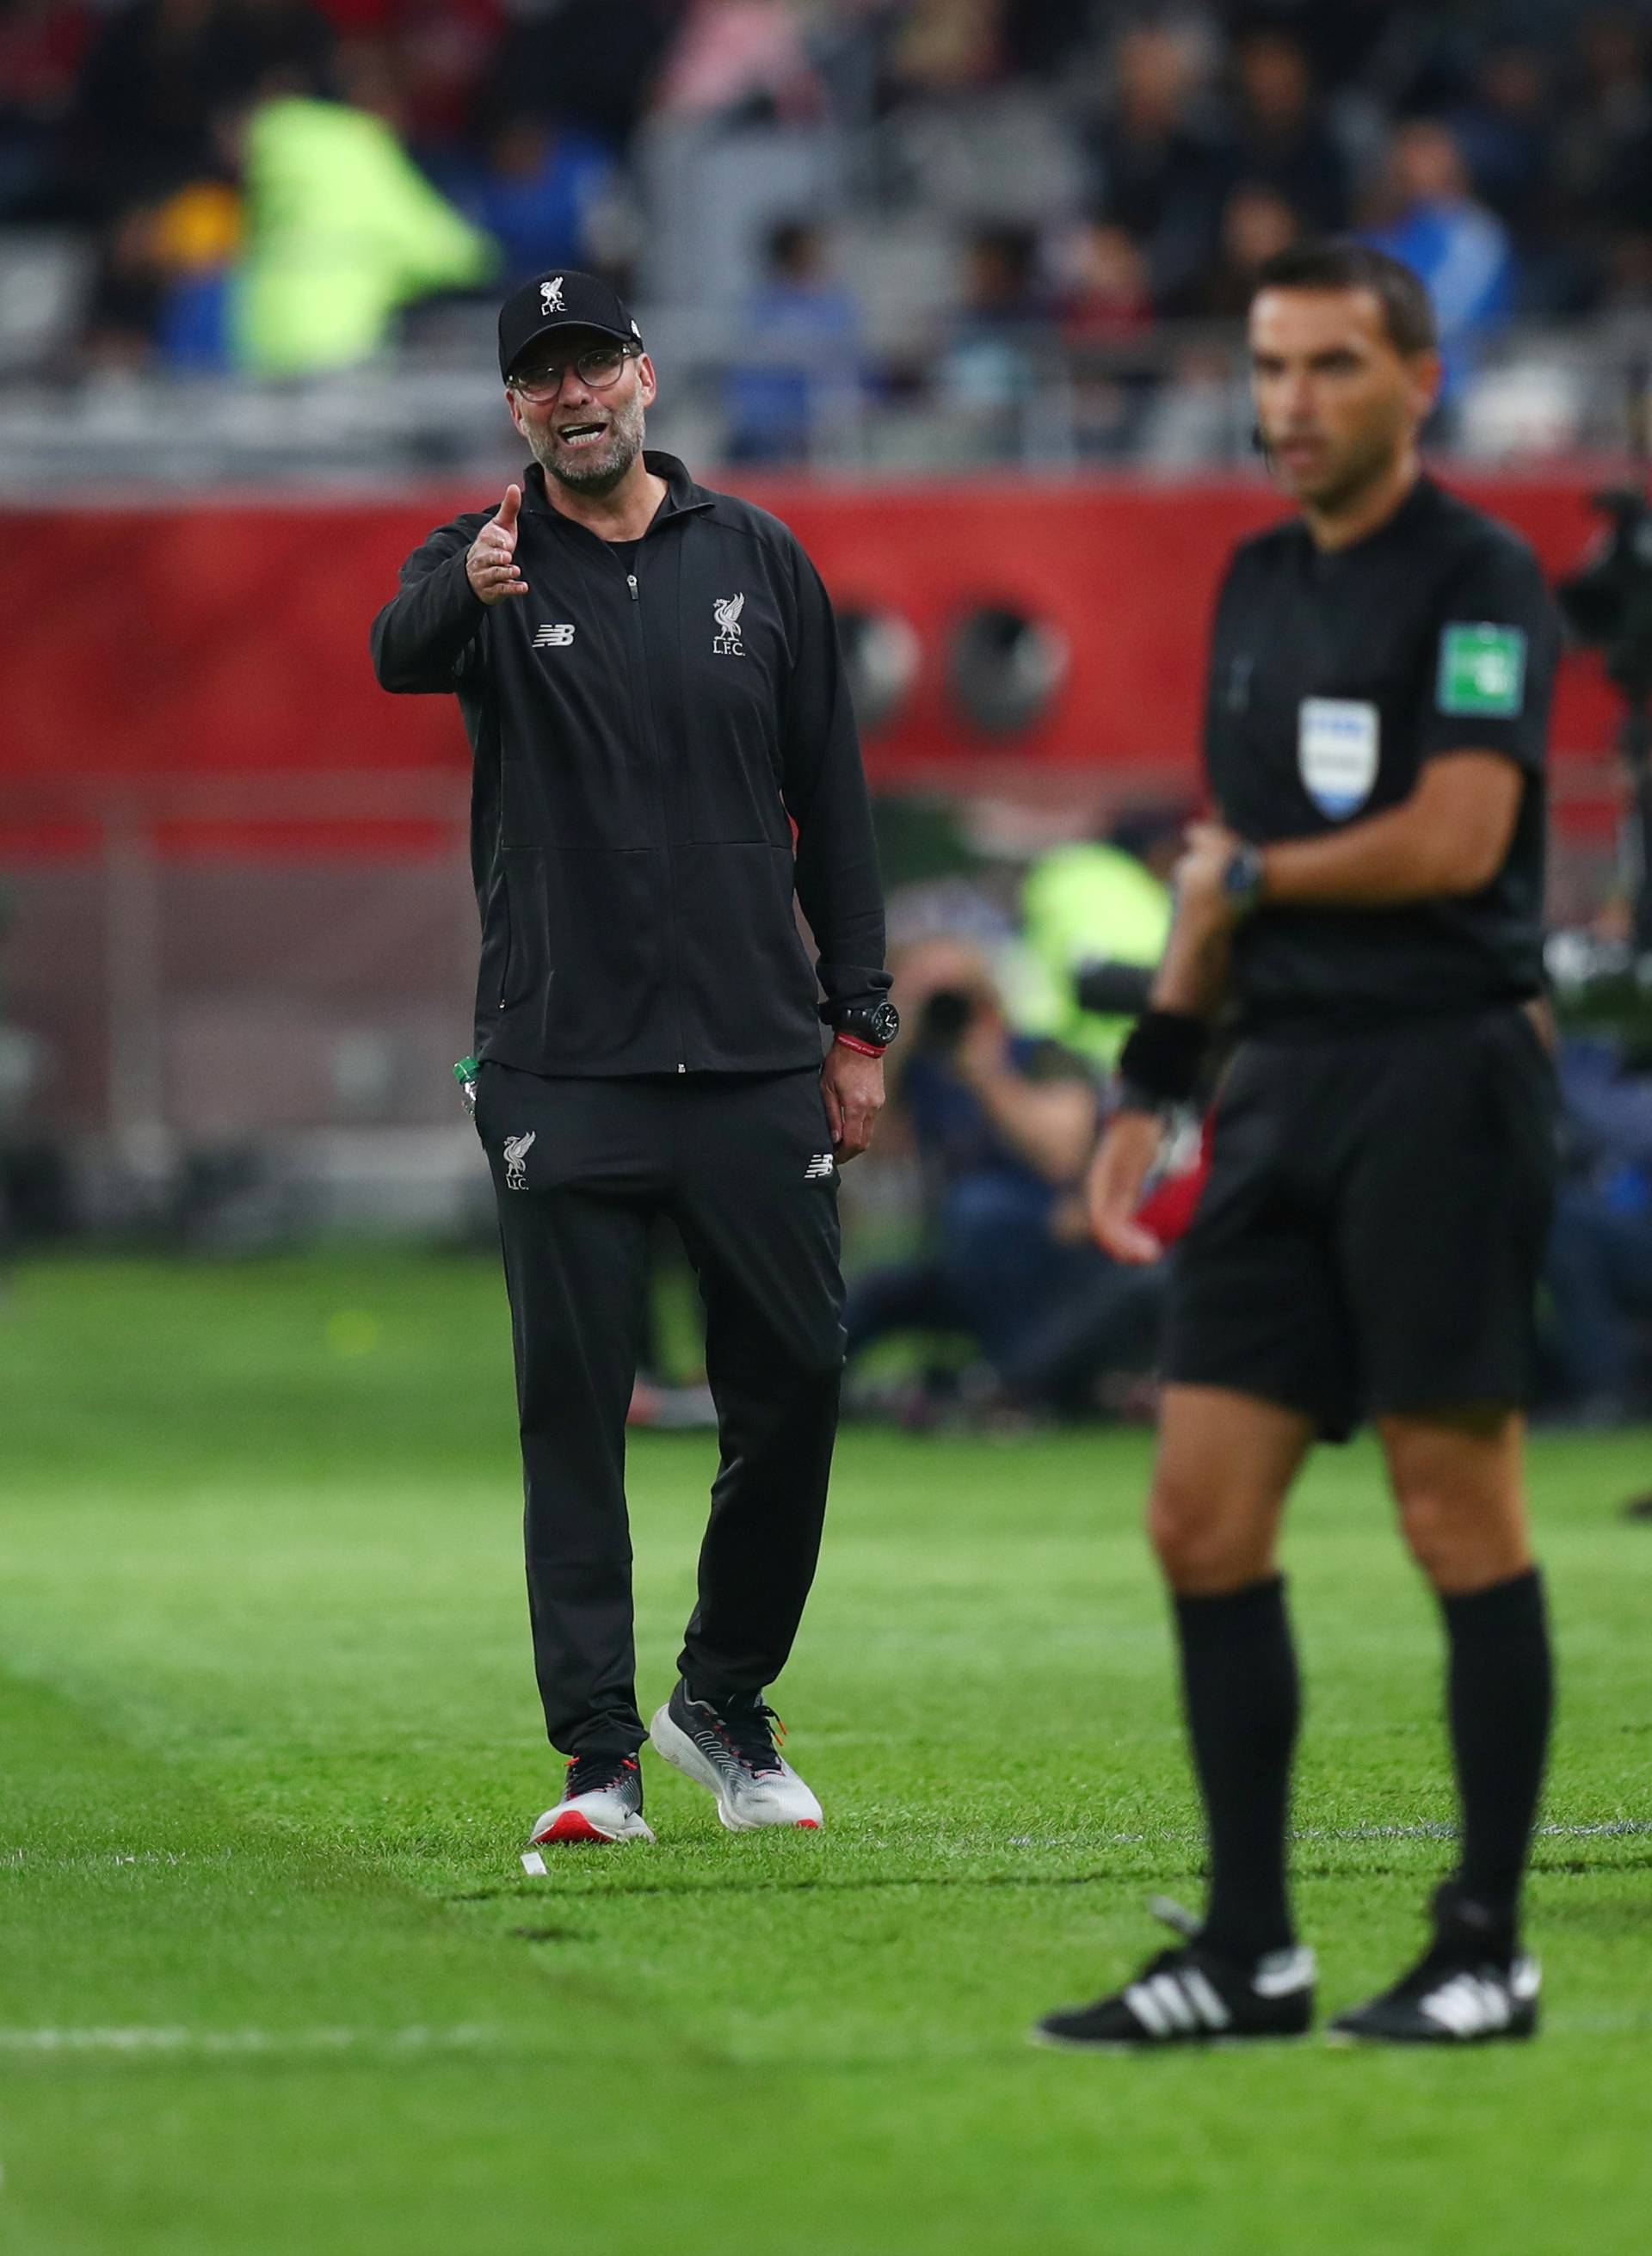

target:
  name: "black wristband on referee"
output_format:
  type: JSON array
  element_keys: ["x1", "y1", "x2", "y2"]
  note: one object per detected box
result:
[{"x1": 1115, "y1": 1008, "x2": 1208, "y2": 1112}]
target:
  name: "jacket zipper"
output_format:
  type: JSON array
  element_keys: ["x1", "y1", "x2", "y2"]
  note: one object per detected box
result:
[
  {"x1": 627, "y1": 567, "x2": 687, "y2": 1072},
  {"x1": 496, "y1": 716, "x2": 512, "y2": 1009}
]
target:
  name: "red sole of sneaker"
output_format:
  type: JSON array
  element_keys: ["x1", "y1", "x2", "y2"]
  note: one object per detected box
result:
[
  {"x1": 796, "y1": 1819, "x2": 820, "y2": 1830},
  {"x1": 532, "y1": 1809, "x2": 616, "y2": 1846}
]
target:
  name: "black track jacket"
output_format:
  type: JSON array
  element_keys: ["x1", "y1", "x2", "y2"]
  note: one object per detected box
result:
[{"x1": 371, "y1": 453, "x2": 889, "y2": 1076}]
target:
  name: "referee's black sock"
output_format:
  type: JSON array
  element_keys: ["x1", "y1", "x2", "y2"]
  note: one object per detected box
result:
[
  {"x1": 1440, "y1": 1568, "x2": 1553, "y2": 1929},
  {"x1": 1173, "y1": 1575, "x2": 1300, "y2": 1963}
]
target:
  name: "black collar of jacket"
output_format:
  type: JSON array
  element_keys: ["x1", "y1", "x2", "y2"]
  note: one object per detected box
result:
[{"x1": 517, "y1": 451, "x2": 717, "y2": 537}]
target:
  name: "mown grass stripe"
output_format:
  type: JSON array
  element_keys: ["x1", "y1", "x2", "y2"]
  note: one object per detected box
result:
[{"x1": 0, "y1": 2025, "x2": 504, "y2": 2056}]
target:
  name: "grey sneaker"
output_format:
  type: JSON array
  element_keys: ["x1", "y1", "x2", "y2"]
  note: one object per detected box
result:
[
  {"x1": 529, "y1": 1754, "x2": 655, "y2": 1846},
  {"x1": 649, "y1": 1681, "x2": 823, "y2": 1832}
]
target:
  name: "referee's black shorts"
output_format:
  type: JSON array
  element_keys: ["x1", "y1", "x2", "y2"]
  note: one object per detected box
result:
[{"x1": 1163, "y1": 1005, "x2": 1558, "y2": 1440}]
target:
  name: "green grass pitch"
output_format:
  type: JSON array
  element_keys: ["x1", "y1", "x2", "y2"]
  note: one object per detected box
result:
[{"x1": 1, "y1": 1250, "x2": 1649, "y2": 2254}]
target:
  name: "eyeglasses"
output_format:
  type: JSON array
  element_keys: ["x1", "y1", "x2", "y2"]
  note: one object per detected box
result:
[{"x1": 508, "y1": 342, "x2": 640, "y2": 402}]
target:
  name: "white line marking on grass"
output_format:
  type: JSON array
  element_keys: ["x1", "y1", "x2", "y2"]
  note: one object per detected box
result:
[
  {"x1": 1083, "y1": 1821, "x2": 1652, "y2": 1848},
  {"x1": 1541, "y1": 1821, "x2": 1652, "y2": 1838},
  {"x1": 0, "y1": 2025, "x2": 502, "y2": 2058},
  {"x1": 1295, "y1": 1821, "x2": 1652, "y2": 1844},
  {"x1": 991, "y1": 1821, "x2": 1652, "y2": 1852}
]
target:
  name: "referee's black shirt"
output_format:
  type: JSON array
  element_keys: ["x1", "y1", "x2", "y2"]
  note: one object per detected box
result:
[
  {"x1": 1205, "y1": 474, "x2": 1560, "y2": 1033},
  {"x1": 370, "y1": 453, "x2": 889, "y2": 1076}
]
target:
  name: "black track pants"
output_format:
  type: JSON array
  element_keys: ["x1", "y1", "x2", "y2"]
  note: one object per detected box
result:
[{"x1": 475, "y1": 1062, "x2": 846, "y2": 1760}]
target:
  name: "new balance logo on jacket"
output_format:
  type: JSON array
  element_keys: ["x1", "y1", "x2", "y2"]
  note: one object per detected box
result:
[
  {"x1": 533, "y1": 623, "x2": 576, "y2": 648},
  {"x1": 804, "y1": 1153, "x2": 835, "y2": 1180}
]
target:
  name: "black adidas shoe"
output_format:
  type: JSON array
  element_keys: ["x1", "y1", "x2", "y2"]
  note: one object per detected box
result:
[
  {"x1": 1032, "y1": 1900, "x2": 1316, "y2": 2052},
  {"x1": 1329, "y1": 1883, "x2": 1539, "y2": 2046}
]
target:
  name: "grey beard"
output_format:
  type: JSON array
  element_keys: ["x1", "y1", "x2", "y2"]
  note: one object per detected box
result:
[{"x1": 530, "y1": 397, "x2": 646, "y2": 495}]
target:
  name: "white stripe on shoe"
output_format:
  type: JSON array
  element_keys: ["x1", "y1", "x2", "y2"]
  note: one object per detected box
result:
[
  {"x1": 1150, "y1": 1975, "x2": 1199, "y2": 2031},
  {"x1": 1254, "y1": 1947, "x2": 1317, "y2": 1998},
  {"x1": 1122, "y1": 1969, "x2": 1232, "y2": 2039},
  {"x1": 1124, "y1": 1982, "x2": 1171, "y2": 2037},
  {"x1": 1181, "y1": 1968, "x2": 1234, "y2": 2031},
  {"x1": 1421, "y1": 1973, "x2": 1513, "y2": 2037}
]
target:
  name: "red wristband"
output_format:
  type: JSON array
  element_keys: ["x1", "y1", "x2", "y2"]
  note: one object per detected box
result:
[{"x1": 834, "y1": 1032, "x2": 886, "y2": 1057}]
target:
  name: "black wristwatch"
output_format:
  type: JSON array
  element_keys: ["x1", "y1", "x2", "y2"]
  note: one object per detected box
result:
[
  {"x1": 833, "y1": 998, "x2": 901, "y2": 1052},
  {"x1": 1223, "y1": 841, "x2": 1267, "y2": 919}
]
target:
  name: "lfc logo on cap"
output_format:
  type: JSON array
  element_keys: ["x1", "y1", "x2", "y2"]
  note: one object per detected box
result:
[{"x1": 540, "y1": 276, "x2": 564, "y2": 315}]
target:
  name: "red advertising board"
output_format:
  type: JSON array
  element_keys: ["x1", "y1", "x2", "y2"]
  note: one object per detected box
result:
[{"x1": 0, "y1": 472, "x2": 1626, "y2": 854}]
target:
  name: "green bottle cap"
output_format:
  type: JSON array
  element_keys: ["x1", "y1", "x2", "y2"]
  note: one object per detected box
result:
[{"x1": 453, "y1": 1057, "x2": 479, "y2": 1084}]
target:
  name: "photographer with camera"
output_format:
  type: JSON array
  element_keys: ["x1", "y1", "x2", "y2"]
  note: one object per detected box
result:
[
  {"x1": 1556, "y1": 487, "x2": 1652, "y2": 953},
  {"x1": 1018, "y1": 804, "x2": 1182, "y2": 1069},
  {"x1": 1544, "y1": 1031, "x2": 1652, "y2": 1423},
  {"x1": 843, "y1": 939, "x2": 1163, "y2": 1417}
]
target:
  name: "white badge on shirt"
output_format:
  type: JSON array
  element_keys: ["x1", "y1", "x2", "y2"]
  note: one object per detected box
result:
[{"x1": 1298, "y1": 698, "x2": 1379, "y2": 821}]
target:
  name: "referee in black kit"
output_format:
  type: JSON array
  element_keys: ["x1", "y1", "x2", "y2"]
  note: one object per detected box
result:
[
  {"x1": 370, "y1": 270, "x2": 897, "y2": 1847},
  {"x1": 1037, "y1": 243, "x2": 1563, "y2": 2050}
]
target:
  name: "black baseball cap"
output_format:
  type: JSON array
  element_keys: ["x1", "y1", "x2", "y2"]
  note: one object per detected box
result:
[{"x1": 497, "y1": 268, "x2": 643, "y2": 380}]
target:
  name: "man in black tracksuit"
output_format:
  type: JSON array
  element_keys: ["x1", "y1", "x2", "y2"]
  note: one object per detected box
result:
[{"x1": 370, "y1": 269, "x2": 896, "y2": 1847}]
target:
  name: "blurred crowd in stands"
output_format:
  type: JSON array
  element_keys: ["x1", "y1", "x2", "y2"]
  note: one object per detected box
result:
[
  {"x1": 830, "y1": 812, "x2": 1652, "y2": 1432},
  {"x1": 1, "y1": 786, "x2": 1649, "y2": 1425},
  {"x1": 3, "y1": 2, "x2": 1652, "y2": 459},
  {"x1": 3, "y1": 3, "x2": 1651, "y2": 1410}
]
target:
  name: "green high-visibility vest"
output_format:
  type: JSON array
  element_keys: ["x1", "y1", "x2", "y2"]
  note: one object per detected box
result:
[
  {"x1": 233, "y1": 98, "x2": 497, "y2": 379},
  {"x1": 1015, "y1": 842, "x2": 1172, "y2": 1068}
]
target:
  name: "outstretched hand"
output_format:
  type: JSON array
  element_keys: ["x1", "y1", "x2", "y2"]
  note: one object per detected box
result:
[{"x1": 466, "y1": 484, "x2": 527, "y2": 605}]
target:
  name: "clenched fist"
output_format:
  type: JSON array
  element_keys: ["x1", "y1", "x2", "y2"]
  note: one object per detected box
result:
[{"x1": 466, "y1": 484, "x2": 528, "y2": 605}]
